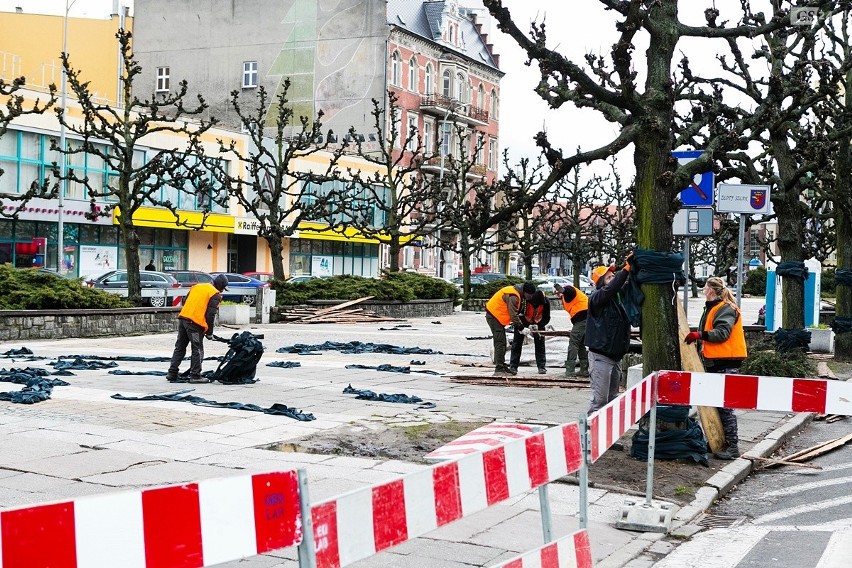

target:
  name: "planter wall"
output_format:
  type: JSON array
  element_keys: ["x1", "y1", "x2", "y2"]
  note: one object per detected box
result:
[
  {"x1": 219, "y1": 304, "x2": 250, "y2": 325},
  {"x1": 0, "y1": 307, "x2": 179, "y2": 341},
  {"x1": 809, "y1": 328, "x2": 835, "y2": 354}
]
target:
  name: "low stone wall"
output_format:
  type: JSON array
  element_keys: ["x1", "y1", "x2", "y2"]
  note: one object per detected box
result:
[
  {"x1": 273, "y1": 298, "x2": 455, "y2": 321},
  {"x1": 462, "y1": 297, "x2": 562, "y2": 312},
  {"x1": 0, "y1": 307, "x2": 179, "y2": 341}
]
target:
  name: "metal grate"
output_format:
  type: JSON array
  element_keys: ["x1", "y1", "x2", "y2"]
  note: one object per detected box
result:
[{"x1": 694, "y1": 513, "x2": 748, "y2": 529}]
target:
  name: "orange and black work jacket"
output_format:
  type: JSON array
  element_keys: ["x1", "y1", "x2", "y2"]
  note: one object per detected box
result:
[
  {"x1": 178, "y1": 282, "x2": 222, "y2": 333},
  {"x1": 559, "y1": 286, "x2": 588, "y2": 324},
  {"x1": 520, "y1": 299, "x2": 550, "y2": 328},
  {"x1": 698, "y1": 298, "x2": 747, "y2": 370},
  {"x1": 485, "y1": 285, "x2": 523, "y2": 326}
]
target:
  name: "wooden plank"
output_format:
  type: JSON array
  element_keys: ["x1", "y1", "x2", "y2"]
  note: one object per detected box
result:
[
  {"x1": 789, "y1": 432, "x2": 852, "y2": 463},
  {"x1": 747, "y1": 456, "x2": 822, "y2": 470},
  {"x1": 311, "y1": 296, "x2": 375, "y2": 317},
  {"x1": 676, "y1": 301, "x2": 726, "y2": 454}
]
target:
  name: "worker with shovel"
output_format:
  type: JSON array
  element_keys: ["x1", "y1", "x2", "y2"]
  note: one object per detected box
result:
[{"x1": 166, "y1": 273, "x2": 229, "y2": 384}]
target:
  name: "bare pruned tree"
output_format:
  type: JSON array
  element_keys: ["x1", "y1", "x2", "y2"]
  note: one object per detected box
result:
[
  {"x1": 213, "y1": 81, "x2": 348, "y2": 280},
  {"x1": 55, "y1": 29, "x2": 216, "y2": 304}
]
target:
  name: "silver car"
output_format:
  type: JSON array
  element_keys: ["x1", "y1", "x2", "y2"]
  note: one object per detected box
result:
[{"x1": 86, "y1": 270, "x2": 181, "y2": 307}]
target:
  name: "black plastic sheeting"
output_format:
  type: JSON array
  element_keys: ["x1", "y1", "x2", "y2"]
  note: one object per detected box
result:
[
  {"x1": 266, "y1": 361, "x2": 302, "y2": 368},
  {"x1": 344, "y1": 364, "x2": 442, "y2": 375},
  {"x1": 1, "y1": 347, "x2": 45, "y2": 360},
  {"x1": 774, "y1": 328, "x2": 812, "y2": 352},
  {"x1": 109, "y1": 370, "x2": 169, "y2": 376},
  {"x1": 207, "y1": 332, "x2": 265, "y2": 384},
  {"x1": 629, "y1": 406, "x2": 708, "y2": 466},
  {"x1": 50, "y1": 358, "x2": 118, "y2": 371},
  {"x1": 111, "y1": 391, "x2": 315, "y2": 421},
  {"x1": 0, "y1": 368, "x2": 70, "y2": 404},
  {"x1": 776, "y1": 261, "x2": 808, "y2": 281},
  {"x1": 276, "y1": 341, "x2": 481, "y2": 357},
  {"x1": 830, "y1": 317, "x2": 852, "y2": 334},
  {"x1": 342, "y1": 384, "x2": 436, "y2": 409}
]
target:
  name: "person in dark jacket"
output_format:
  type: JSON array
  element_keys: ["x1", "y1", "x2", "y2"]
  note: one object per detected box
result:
[
  {"x1": 584, "y1": 252, "x2": 633, "y2": 414},
  {"x1": 685, "y1": 276, "x2": 747, "y2": 460},
  {"x1": 144, "y1": 260, "x2": 156, "y2": 271},
  {"x1": 166, "y1": 273, "x2": 228, "y2": 383},
  {"x1": 509, "y1": 290, "x2": 551, "y2": 374},
  {"x1": 485, "y1": 281, "x2": 536, "y2": 375}
]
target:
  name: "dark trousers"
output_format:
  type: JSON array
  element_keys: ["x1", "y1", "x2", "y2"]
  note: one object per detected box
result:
[
  {"x1": 708, "y1": 365, "x2": 740, "y2": 446},
  {"x1": 510, "y1": 329, "x2": 546, "y2": 370},
  {"x1": 486, "y1": 312, "x2": 508, "y2": 366},
  {"x1": 565, "y1": 319, "x2": 588, "y2": 372},
  {"x1": 168, "y1": 318, "x2": 205, "y2": 379}
]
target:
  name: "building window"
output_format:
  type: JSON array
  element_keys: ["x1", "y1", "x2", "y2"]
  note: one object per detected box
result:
[
  {"x1": 425, "y1": 63, "x2": 433, "y2": 95},
  {"x1": 242, "y1": 61, "x2": 258, "y2": 88},
  {"x1": 442, "y1": 70, "x2": 451, "y2": 97},
  {"x1": 475, "y1": 133, "x2": 484, "y2": 165},
  {"x1": 156, "y1": 67, "x2": 170, "y2": 92},
  {"x1": 488, "y1": 137, "x2": 498, "y2": 170},
  {"x1": 749, "y1": 228, "x2": 761, "y2": 255},
  {"x1": 406, "y1": 113, "x2": 418, "y2": 151},
  {"x1": 423, "y1": 120, "x2": 433, "y2": 154},
  {"x1": 490, "y1": 89, "x2": 498, "y2": 119},
  {"x1": 408, "y1": 57, "x2": 418, "y2": 92},
  {"x1": 456, "y1": 73, "x2": 465, "y2": 102},
  {"x1": 477, "y1": 84, "x2": 485, "y2": 107},
  {"x1": 391, "y1": 51, "x2": 402, "y2": 86},
  {"x1": 392, "y1": 107, "x2": 402, "y2": 147}
]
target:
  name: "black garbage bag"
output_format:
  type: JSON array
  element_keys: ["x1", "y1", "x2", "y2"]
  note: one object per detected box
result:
[
  {"x1": 629, "y1": 405, "x2": 708, "y2": 466},
  {"x1": 209, "y1": 332, "x2": 265, "y2": 384}
]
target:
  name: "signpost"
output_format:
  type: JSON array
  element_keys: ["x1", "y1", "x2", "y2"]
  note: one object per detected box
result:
[
  {"x1": 673, "y1": 150, "x2": 714, "y2": 207},
  {"x1": 716, "y1": 183, "x2": 772, "y2": 306},
  {"x1": 673, "y1": 208, "x2": 714, "y2": 315}
]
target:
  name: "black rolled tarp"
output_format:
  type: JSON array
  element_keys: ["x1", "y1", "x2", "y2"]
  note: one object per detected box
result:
[{"x1": 629, "y1": 406, "x2": 708, "y2": 466}]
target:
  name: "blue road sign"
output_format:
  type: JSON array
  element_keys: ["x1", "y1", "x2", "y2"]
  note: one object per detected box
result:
[{"x1": 673, "y1": 150, "x2": 714, "y2": 207}]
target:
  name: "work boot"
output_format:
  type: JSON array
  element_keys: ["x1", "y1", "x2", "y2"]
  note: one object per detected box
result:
[
  {"x1": 538, "y1": 367, "x2": 547, "y2": 375},
  {"x1": 494, "y1": 364, "x2": 511, "y2": 375},
  {"x1": 713, "y1": 444, "x2": 740, "y2": 460},
  {"x1": 577, "y1": 364, "x2": 589, "y2": 377},
  {"x1": 166, "y1": 372, "x2": 180, "y2": 383},
  {"x1": 189, "y1": 376, "x2": 210, "y2": 384},
  {"x1": 507, "y1": 366, "x2": 518, "y2": 375}
]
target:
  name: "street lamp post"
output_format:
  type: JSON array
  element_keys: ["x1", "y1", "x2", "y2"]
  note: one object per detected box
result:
[
  {"x1": 57, "y1": 0, "x2": 76, "y2": 274},
  {"x1": 434, "y1": 104, "x2": 454, "y2": 279}
]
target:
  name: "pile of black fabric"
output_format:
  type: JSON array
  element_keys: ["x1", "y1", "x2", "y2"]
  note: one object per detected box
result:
[
  {"x1": 629, "y1": 405, "x2": 708, "y2": 466},
  {"x1": 277, "y1": 341, "x2": 442, "y2": 355},
  {"x1": 0, "y1": 368, "x2": 70, "y2": 404},
  {"x1": 344, "y1": 364, "x2": 442, "y2": 375},
  {"x1": 342, "y1": 384, "x2": 435, "y2": 409},
  {"x1": 207, "y1": 332, "x2": 265, "y2": 384},
  {"x1": 111, "y1": 391, "x2": 314, "y2": 421}
]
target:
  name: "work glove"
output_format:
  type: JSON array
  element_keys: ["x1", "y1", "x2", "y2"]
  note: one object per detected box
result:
[
  {"x1": 684, "y1": 331, "x2": 701, "y2": 345},
  {"x1": 205, "y1": 333, "x2": 214, "y2": 341},
  {"x1": 520, "y1": 327, "x2": 532, "y2": 337},
  {"x1": 623, "y1": 251, "x2": 635, "y2": 271},
  {"x1": 529, "y1": 324, "x2": 539, "y2": 334}
]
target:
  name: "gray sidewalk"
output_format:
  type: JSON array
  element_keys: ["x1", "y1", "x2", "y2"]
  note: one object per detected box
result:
[{"x1": 0, "y1": 304, "x2": 787, "y2": 567}]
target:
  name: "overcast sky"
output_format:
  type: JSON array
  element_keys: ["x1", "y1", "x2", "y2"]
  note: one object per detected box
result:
[{"x1": 1, "y1": 0, "x2": 770, "y2": 181}]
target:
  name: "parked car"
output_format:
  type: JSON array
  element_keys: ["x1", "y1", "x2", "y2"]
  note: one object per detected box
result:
[
  {"x1": 536, "y1": 275, "x2": 595, "y2": 295},
  {"x1": 285, "y1": 275, "x2": 319, "y2": 284},
  {"x1": 211, "y1": 272, "x2": 271, "y2": 305},
  {"x1": 451, "y1": 276, "x2": 486, "y2": 290},
  {"x1": 169, "y1": 270, "x2": 214, "y2": 287},
  {"x1": 85, "y1": 270, "x2": 180, "y2": 307},
  {"x1": 476, "y1": 272, "x2": 509, "y2": 282},
  {"x1": 242, "y1": 271, "x2": 275, "y2": 283}
]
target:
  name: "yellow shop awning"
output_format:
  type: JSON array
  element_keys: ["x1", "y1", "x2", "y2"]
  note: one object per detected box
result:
[
  {"x1": 297, "y1": 222, "x2": 418, "y2": 245},
  {"x1": 114, "y1": 206, "x2": 235, "y2": 233}
]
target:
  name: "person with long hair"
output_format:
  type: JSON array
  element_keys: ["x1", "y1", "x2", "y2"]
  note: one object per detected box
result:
[{"x1": 684, "y1": 276, "x2": 748, "y2": 460}]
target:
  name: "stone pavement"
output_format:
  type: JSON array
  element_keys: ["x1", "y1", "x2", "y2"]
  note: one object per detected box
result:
[{"x1": 0, "y1": 299, "x2": 795, "y2": 567}]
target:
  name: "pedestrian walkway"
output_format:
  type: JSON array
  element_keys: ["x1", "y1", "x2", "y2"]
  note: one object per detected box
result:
[{"x1": 0, "y1": 306, "x2": 796, "y2": 567}]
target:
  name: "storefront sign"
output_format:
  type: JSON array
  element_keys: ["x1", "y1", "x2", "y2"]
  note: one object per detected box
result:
[
  {"x1": 79, "y1": 245, "x2": 117, "y2": 277},
  {"x1": 311, "y1": 255, "x2": 333, "y2": 276},
  {"x1": 235, "y1": 217, "x2": 261, "y2": 235},
  {"x1": 0, "y1": 198, "x2": 113, "y2": 225}
]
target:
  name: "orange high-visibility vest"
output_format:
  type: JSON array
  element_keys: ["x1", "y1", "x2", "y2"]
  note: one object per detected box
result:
[
  {"x1": 485, "y1": 285, "x2": 521, "y2": 326},
  {"x1": 524, "y1": 303, "x2": 545, "y2": 324},
  {"x1": 702, "y1": 301, "x2": 747, "y2": 360},
  {"x1": 560, "y1": 289, "x2": 588, "y2": 319},
  {"x1": 178, "y1": 283, "x2": 220, "y2": 332}
]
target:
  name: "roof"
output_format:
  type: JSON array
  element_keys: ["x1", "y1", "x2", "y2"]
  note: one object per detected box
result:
[{"x1": 387, "y1": 0, "x2": 500, "y2": 71}]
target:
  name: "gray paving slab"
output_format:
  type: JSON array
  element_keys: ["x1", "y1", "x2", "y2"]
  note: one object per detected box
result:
[{"x1": 0, "y1": 305, "x2": 794, "y2": 567}]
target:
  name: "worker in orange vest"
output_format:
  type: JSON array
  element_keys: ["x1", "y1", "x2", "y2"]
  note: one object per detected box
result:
[
  {"x1": 166, "y1": 273, "x2": 228, "y2": 384},
  {"x1": 485, "y1": 281, "x2": 536, "y2": 375},
  {"x1": 509, "y1": 290, "x2": 551, "y2": 374},
  {"x1": 685, "y1": 276, "x2": 747, "y2": 460},
  {"x1": 554, "y1": 282, "x2": 589, "y2": 377}
]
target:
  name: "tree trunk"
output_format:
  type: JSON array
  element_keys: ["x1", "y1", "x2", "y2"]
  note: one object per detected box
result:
[
  {"x1": 771, "y1": 138, "x2": 806, "y2": 331},
  {"x1": 637, "y1": 2, "x2": 681, "y2": 377},
  {"x1": 524, "y1": 257, "x2": 533, "y2": 280},
  {"x1": 120, "y1": 219, "x2": 142, "y2": 305},
  {"x1": 388, "y1": 238, "x2": 401, "y2": 272},
  {"x1": 268, "y1": 235, "x2": 286, "y2": 280},
  {"x1": 835, "y1": 133, "x2": 852, "y2": 359}
]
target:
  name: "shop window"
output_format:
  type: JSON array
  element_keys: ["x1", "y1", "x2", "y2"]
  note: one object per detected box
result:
[
  {"x1": 155, "y1": 229, "x2": 171, "y2": 247},
  {"x1": 137, "y1": 227, "x2": 155, "y2": 246},
  {"x1": 172, "y1": 231, "x2": 188, "y2": 247},
  {"x1": 79, "y1": 224, "x2": 99, "y2": 244}
]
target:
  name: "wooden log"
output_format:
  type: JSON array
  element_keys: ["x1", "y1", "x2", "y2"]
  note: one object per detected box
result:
[{"x1": 676, "y1": 301, "x2": 726, "y2": 454}]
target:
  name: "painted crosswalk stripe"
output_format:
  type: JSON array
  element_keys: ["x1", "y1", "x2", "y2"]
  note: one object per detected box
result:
[{"x1": 816, "y1": 528, "x2": 852, "y2": 568}]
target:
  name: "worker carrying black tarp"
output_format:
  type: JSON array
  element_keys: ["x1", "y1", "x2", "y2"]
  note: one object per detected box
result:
[{"x1": 167, "y1": 274, "x2": 228, "y2": 384}]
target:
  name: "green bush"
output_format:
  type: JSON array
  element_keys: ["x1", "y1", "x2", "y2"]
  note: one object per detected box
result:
[
  {"x1": 740, "y1": 349, "x2": 817, "y2": 377},
  {"x1": 0, "y1": 265, "x2": 132, "y2": 310},
  {"x1": 822, "y1": 268, "x2": 836, "y2": 294},
  {"x1": 742, "y1": 267, "x2": 767, "y2": 296},
  {"x1": 272, "y1": 272, "x2": 459, "y2": 306}
]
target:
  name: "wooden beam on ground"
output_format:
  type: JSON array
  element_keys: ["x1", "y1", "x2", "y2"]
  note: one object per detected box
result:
[
  {"x1": 747, "y1": 456, "x2": 822, "y2": 470},
  {"x1": 311, "y1": 296, "x2": 375, "y2": 317}
]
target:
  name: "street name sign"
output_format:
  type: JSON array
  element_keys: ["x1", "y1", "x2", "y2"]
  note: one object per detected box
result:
[{"x1": 716, "y1": 183, "x2": 772, "y2": 214}]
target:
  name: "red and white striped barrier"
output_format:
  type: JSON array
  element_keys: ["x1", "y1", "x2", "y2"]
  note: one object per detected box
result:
[
  {"x1": 588, "y1": 375, "x2": 655, "y2": 462},
  {"x1": 489, "y1": 529, "x2": 593, "y2": 568},
  {"x1": 310, "y1": 422, "x2": 583, "y2": 568},
  {"x1": 424, "y1": 422, "x2": 541, "y2": 461},
  {"x1": 0, "y1": 471, "x2": 302, "y2": 568},
  {"x1": 657, "y1": 370, "x2": 852, "y2": 415}
]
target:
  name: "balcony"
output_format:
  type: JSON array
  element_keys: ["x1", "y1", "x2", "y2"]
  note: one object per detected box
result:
[
  {"x1": 420, "y1": 155, "x2": 489, "y2": 179},
  {"x1": 420, "y1": 95, "x2": 490, "y2": 126}
]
